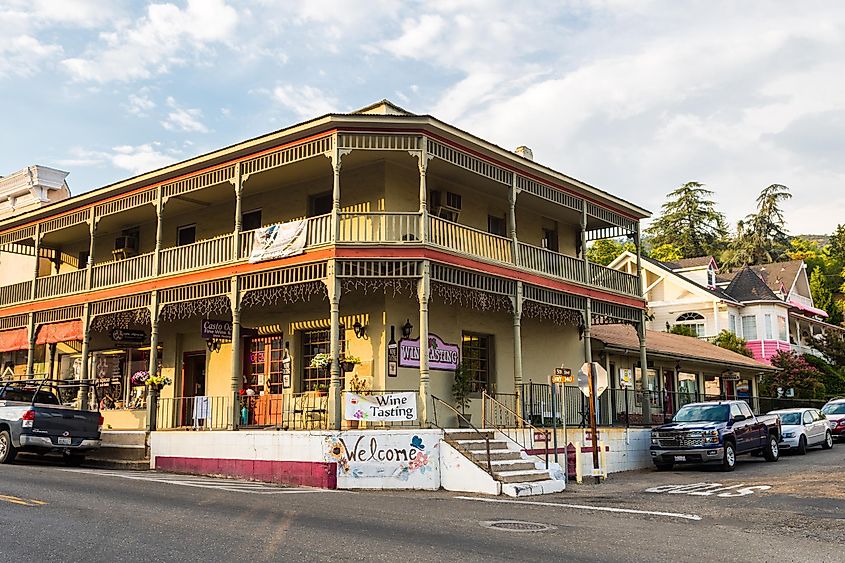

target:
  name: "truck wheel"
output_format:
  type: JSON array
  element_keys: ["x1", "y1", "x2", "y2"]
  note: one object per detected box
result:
[
  {"x1": 797, "y1": 435, "x2": 807, "y2": 455},
  {"x1": 722, "y1": 442, "x2": 736, "y2": 472},
  {"x1": 0, "y1": 430, "x2": 17, "y2": 464},
  {"x1": 654, "y1": 461, "x2": 674, "y2": 471},
  {"x1": 822, "y1": 431, "x2": 834, "y2": 450},
  {"x1": 763, "y1": 434, "x2": 780, "y2": 462}
]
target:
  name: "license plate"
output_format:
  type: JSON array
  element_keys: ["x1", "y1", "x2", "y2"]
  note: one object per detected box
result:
[
  {"x1": 58, "y1": 437, "x2": 72, "y2": 445},
  {"x1": 673, "y1": 455, "x2": 686, "y2": 462}
]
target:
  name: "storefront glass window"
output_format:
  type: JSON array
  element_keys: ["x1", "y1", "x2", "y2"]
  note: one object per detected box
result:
[
  {"x1": 246, "y1": 336, "x2": 286, "y2": 394},
  {"x1": 461, "y1": 333, "x2": 493, "y2": 393},
  {"x1": 704, "y1": 374, "x2": 721, "y2": 399},
  {"x1": 59, "y1": 348, "x2": 161, "y2": 410},
  {"x1": 677, "y1": 372, "x2": 698, "y2": 407},
  {"x1": 301, "y1": 328, "x2": 344, "y2": 392},
  {"x1": 634, "y1": 367, "x2": 659, "y2": 406}
]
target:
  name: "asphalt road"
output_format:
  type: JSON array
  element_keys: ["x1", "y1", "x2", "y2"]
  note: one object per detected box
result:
[{"x1": 0, "y1": 444, "x2": 843, "y2": 563}]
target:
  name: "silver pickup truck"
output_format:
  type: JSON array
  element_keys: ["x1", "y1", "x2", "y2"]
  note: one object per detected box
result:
[{"x1": 0, "y1": 379, "x2": 102, "y2": 465}]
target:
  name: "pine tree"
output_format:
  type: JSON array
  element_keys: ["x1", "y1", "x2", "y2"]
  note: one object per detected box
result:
[
  {"x1": 810, "y1": 266, "x2": 843, "y2": 325},
  {"x1": 645, "y1": 182, "x2": 727, "y2": 259},
  {"x1": 725, "y1": 184, "x2": 792, "y2": 267}
]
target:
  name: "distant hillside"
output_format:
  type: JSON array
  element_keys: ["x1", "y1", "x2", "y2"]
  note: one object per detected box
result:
[{"x1": 794, "y1": 234, "x2": 829, "y2": 247}]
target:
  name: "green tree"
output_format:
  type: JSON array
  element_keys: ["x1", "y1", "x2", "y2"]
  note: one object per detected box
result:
[
  {"x1": 762, "y1": 350, "x2": 824, "y2": 399},
  {"x1": 810, "y1": 266, "x2": 844, "y2": 325},
  {"x1": 645, "y1": 182, "x2": 728, "y2": 259},
  {"x1": 811, "y1": 330, "x2": 845, "y2": 368},
  {"x1": 802, "y1": 354, "x2": 845, "y2": 397},
  {"x1": 586, "y1": 238, "x2": 635, "y2": 266},
  {"x1": 728, "y1": 184, "x2": 792, "y2": 266},
  {"x1": 667, "y1": 324, "x2": 698, "y2": 337},
  {"x1": 712, "y1": 330, "x2": 753, "y2": 357},
  {"x1": 650, "y1": 243, "x2": 683, "y2": 262},
  {"x1": 786, "y1": 238, "x2": 826, "y2": 273}
]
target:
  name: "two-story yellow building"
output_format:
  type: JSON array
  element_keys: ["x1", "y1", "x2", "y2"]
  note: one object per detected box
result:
[{"x1": 0, "y1": 100, "x2": 649, "y2": 432}]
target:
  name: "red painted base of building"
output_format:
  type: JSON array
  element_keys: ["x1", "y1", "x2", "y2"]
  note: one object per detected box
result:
[{"x1": 155, "y1": 456, "x2": 338, "y2": 489}]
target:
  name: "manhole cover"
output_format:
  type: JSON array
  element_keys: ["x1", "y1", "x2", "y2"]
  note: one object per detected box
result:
[{"x1": 481, "y1": 520, "x2": 555, "y2": 532}]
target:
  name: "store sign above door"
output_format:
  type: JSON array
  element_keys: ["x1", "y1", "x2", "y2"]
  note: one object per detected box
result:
[
  {"x1": 110, "y1": 329, "x2": 146, "y2": 345},
  {"x1": 201, "y1": 319, "x2": 232, "y2": 340},
  {"x1": 398, "y1": 334, "x2": 459, "y2": 371}
]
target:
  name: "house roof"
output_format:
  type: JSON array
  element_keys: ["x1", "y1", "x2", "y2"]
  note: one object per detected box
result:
[
  {"x1": 641, "y1": 255, "x2": 741, "y2": 304},
  {"x1": 662, "y1": 256, "x2": 715, "y2": 270},
  {"x1": 722, "y1": 267, "x2": 783, "y2": 302},
  {"x1": 590, "y1": 324, "x2": 776, "y2": 372},
  {"x1": 718, "y1": 260, "x2": 804, "y2": 295}
]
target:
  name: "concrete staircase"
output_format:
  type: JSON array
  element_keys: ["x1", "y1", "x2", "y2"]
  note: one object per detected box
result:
[
  {"x1": 444, "y1": 430, "x2": 565, "y2": 497},
  {"x1": 86, "y1": 431, "x2": 150, "y2": 470}
]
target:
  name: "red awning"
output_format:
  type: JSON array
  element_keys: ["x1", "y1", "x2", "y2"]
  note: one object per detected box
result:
[
  {"x1": 36, "y1": 320, "x2": 83, "y2": 345},
  {"x1": 0, "y1": 327, "x2": 29, "y2": 353},
  {"x1": 789, "y1": 300, "x2": 829, "y2": 319}
]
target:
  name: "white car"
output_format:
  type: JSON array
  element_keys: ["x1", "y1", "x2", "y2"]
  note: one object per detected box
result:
[{"x1": 768, "y1": 408, "x2": 834, "y2": 454}]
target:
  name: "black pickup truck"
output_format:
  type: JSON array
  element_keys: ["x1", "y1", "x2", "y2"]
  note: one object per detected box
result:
[
  {"x1": 650, "y1": 400, "x2": 781, "y2": 471},
  {"x1": 0, "y1": 379, "x2": 102, "y2": 465}
]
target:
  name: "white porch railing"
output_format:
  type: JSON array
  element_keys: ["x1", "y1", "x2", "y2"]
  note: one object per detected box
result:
[
  {"x1": 159, "y1": 233, "x2": 234, "y2": 275},
  {"x1": 0, "y1": 280, "x2": 32, "y2": 306},
  {"x1": 35, "y1": 269, "x2": 87, "y2": 298},
  {"x1": 92, "y1": 253, "x2": 154, "y2": 289},
  {"x1": 339, "y1": 212, "x2": 421, "y2": 243},
  {"x1": 429, "y1": 215, "x2": 513, "y2": 263},
  {"x1": 518, "y1": 242, "x2": 585, "y2": 283}
]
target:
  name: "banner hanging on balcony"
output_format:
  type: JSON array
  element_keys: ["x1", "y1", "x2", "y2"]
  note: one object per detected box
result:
[
  {"x1": 248, "y1": 220, "x2": 307, "y2": 263},
  {"x1": 398, "y1": 334, "x2": 460, "y2": 371},
  {"x1": 344, "y1": 392, "x2": 417, "y2": 422}
]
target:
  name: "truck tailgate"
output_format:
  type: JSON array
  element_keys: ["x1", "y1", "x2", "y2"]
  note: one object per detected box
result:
[{"x1": 31, "y1": 405, "x2": 100, "y2": 440}]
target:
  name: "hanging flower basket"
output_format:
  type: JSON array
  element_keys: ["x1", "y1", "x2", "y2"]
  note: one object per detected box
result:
[
  {"x1": 310, "y1": 353, "x2": 332, "y2": 369},
  {"x1": 341, "y1": 355, "x2": 361, "y2": 373}
]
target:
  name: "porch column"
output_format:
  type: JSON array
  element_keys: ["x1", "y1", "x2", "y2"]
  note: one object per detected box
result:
[
  {"x1": 86, "y1": 208, "x2": 96, "y2": 289},
  {"x1": 512, "y1": 281, "x2": 524, "y2": 418},
  {"x1": 78, "y1": 304, "x2": 91, "y2": 409},
  {"x1": 635, "y1": 222, "x2": 644, "y2": 297},
  {"x1": 146, "y1": 292, "x2": 160, "y2": 431},
  {"x1": 152, "y1": 188, "x2": 163, "y2": 276},
  {"x1": 229, "y1": 276, "x2": 242, "y2": 430},
  {"x1": 417, "y1": 138, "x2": 430, "y2": 243},
  {"x1": 326, "y1": 260, "x2": 342, "y2": 429},
  {"x1": 418, "y1": 260, "x2": 431, "y2": 424},
  {"x1": 509, "y1": 177, "x2": 519, "y2": 266},
  {"x1": 25, "y1": 312, "x2": 36, "y2": 375},
  {"x1": 330, "y1": 137, "x2": 342, "y2": 243},
  {"x1": 580, "y1": 207, "x2": 591, "y2": 283},
  {"x1": 232, "y1": 164, "x2": 243, "y2": 260},
  {"x1": 637, "y1": 312, "x2": 651, "y2": 423},
  {"x1": 30, "y1": 224, "x2": 41, "y2": 300},
  {"x1": 583, "y1": 298, "x2": 593, "y2": 365}
]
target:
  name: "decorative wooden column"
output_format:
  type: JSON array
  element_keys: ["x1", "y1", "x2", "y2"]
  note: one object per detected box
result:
[
  {"x1": 152, "y1": 187, "x2": 164, "y2": 276},
  {"x1": 146, "y1": 292, "x2": 160, "y2": 431},
  {"x1": 509, "y1": 176, "x2": 519, "y2": 266},
  {"x1": 86, "y1": 208, "x2": 96, "y2": 289},
  {"x1": 580, "y1": 206, "x2": 591, "y2": 283},
  {"x1": 418, "y1": 260, "x2": 432, "y2": 424},
  {"x1": 229, "y1": 276, "x2": 242, "y2": 429},
  {"x1": 326, "y1": 260, "x2": 342, "y2": 429},
  {"x1": 25, "y1": 312, "x2": 36, "y2": 376},
  {"x1": 416, "y1": 138, "x2": 430, "y2": 243},
  {"x1": 634, "y1": 222, "x2": 644, "y2": 298},
  {"x1": 232, "y1": 164, "x2": 243, "y2": 260},
  {"x1": 30, "y1": 224, "x2": 41, "y2": 300},
  {"x1": 78, "y1": 304, "x2": 91, "y2": 409},
  {"x1": 512, "y1": 281, "x2": 524, "y2": 418},
  {"x1": 638, "y1": 312, "x2": 651, "y2": 423}
]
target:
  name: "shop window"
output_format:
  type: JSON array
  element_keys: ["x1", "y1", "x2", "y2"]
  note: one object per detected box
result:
[
  {"x1": 461, "y1": 333, "x2": 493, "y2": 393},
  {"x1": 487, "y1": 215, "x2": 506, "y2": 237},
  {"x1": 677, "y1": 372, "x2": 698, "y2": 407},
  {"x1": 177, "y1": 224, "x2": 196, "y2": 246},
  {"x1": 246, "y1": 336, "x2": 286, "y2": 394},
  {"x1": 676, "y1": 312, "x2": 705, "y2": 337},
  {"x1": 777, "y1": 316, "x2": 787, "y2": 341},
  {"x1": 61, "y1": 347, "x2": 162, "y2": 411},
  {"x1": 703, "y1": 375, "x2": 721, "y2": 398},
  {"x1": 309, "y1": 192, "x2": 332, "y2": 217},
  {"x1": 242, "y1": 209, "x2": 262, "y2": 232},
  {"x1": 741, "y1": 315, "x2": 757, "y2": 340},
  {"x1": 301, "y1": 327, "x2": 345, "y2": 392}
]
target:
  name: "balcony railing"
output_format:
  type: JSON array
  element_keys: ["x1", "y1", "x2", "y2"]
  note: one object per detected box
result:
[
  {"x1": 2, "y1": 212, "x2": 643, "y2": 305},
  {"x1": 339, "y1": 212, "x2": 420, "y2": 243},
  {"x1": 92, "y1": 253, "x2": 154, "y2": 289},
  {"x1": 35, "y1": 269, "x2": 87, "y2": 299},
  {"x1": 429, "y1": 215, "x2": 513, "y2": 264}
]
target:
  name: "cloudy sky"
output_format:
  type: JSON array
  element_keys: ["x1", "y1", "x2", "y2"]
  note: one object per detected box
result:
[{"x1": 2, "y1": 0, "x2": 844, "y2": 234}]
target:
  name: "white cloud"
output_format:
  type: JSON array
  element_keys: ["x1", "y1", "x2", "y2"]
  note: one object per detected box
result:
[
  {"x1": 61, "y1": 0, "x2": 238, "y2": 83},
  {"x1": 126, "y1": 89, "x2": 156, "y2": 116},
  {"x1": 0, "y1": 35, "x2": 63, "y2": 78},
  {"x1": 58, "y1": 143, "x2": 177, "y2": 175},
  {"x1": 272, "y1": 85, "x2": 338, "y2": 119},
  {"x1": 161, "y1": 96, "x2": 209, "y2": 133}
]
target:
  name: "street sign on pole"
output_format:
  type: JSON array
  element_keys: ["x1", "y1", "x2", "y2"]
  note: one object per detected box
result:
[
  {"x1": 551, "y1": 367, "x2": 574, "y2": 385},
  {"x1": 578, "y1": 362, "x2": 608, "y2": 397}
]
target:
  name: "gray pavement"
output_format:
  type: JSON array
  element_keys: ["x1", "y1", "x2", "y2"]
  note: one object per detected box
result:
[{"x1": 0, "y1": 445, "x2": 843, "y2": 562}]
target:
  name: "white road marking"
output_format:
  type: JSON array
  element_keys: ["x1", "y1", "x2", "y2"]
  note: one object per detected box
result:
[
  {"x1": 60, "y1": 469, "x2": 337, "y2": 495},
  {"x1": 645, "y1": 482, "x2": 772, "y2": 497},
  {"x1": 453, "y1": 495, "x2": 702, "y2": 521}
]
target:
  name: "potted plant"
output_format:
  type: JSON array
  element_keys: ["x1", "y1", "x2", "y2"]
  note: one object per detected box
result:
[
  {"x1": 341, "y1": 355, "x2": 361, "y2": 373},
  {"x1": 452, "y1": 361, "x2": 473, "y2": 427},
  {"x1": 310, "y1": 353, "x2": 332, "y2": 370},
  {"x1": 314, "y1": 383, "x2": 328, "y2": 397}
]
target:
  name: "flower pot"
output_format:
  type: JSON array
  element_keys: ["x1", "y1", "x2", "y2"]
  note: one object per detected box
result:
[
  {"x1": 342, "y1": 361, "x2": 356, "y2": 373},
  {"x1": 457, "y1": 413, "x2": 472, "y2": 428}
]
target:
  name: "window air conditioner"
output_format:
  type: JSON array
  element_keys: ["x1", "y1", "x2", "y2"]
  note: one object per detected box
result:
[{"x1": 430, "y1": 190, "x2": 462, "y2": 222}]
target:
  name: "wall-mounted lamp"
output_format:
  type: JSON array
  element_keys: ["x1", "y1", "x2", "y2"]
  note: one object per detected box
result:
[
  {"x1": 353, "y1": 320, "x2": 367, "y2": 339},
  {"x1": 401, "y1": 319, "x2": 413, "y2": 339},
  {"x1": 206, "y1": 338, "x2": 222, "y2": 353}
]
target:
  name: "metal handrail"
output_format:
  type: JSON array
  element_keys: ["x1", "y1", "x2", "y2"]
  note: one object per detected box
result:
[
  {"x1": 431, "y1": 394, "x2": 493, "y2": 475},
  {"x1": 481, "y1": 391, "x2": 550, "y2": 467}
]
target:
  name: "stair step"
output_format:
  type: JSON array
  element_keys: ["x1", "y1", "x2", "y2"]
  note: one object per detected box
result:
[
  {"x1": 489, "y1": 460, "x2": 537, "y2": 472},
  {"x1": 502, "y1": 479, "x2": 566, "y2": 497},
  {"x1": 453, "y1": 439, "x2": 509, "y2": 449},
  {"x1": 468, "y1": 450, "x2": 523, "y2": 462},
  {"x1": 495, "y1": 470, "x2": 552, "y2": 484},
  {"x1": 444, "y1": 430, "x2": 495, "y2": 441}
]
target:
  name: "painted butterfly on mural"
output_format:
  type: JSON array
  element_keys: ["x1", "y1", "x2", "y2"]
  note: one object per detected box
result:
[{"x1": 410, "y1": 435, "x2": 425, "y2": 450}]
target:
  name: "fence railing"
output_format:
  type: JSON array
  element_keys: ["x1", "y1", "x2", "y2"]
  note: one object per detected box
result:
[
  {"x1": 156, "y1": 396, "x2": 232, "y2": 430},
  {"x1": 432, "y1": 394, "x2": 493, "y2": 475},
  {"x1": 0, "y1": 280, "x2": 32, "y2": 306},
  {"x1": 518, "y1": 243, "x2": 585, "y2": 283},
  {"x1": 238, "y1": 391, "x2": 329, "y2": 430},
  {"x1": 519, "y1": 382, "x2": 834, "y2": 428},
  {"x1": 92, "y1": 253, "x2": 154, "y2": 289},
  {"x1": 159, "y1": 233, "x2": 234, "y2": 275},
  {"x1": 589, "y1": 262, "x2": 640, "y2": 296},
  {"x1": 429, "y1": 215, "x2": 513, "y2": 264},
  {"x1": 35, "y1": 269, "x2": 87, "y2": 298},
  {"x1": 338, "y1": 212, "x2": 421, "y2": 243},
  {"x1": 481, "y1": 391, "x2": 549, "y2": 467}
]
